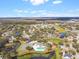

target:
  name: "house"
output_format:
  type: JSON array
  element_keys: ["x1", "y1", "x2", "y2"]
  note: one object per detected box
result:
[
  {"x1": 8, "y1": 36, "x2": 16, "y2": 43},
  {"x1": 76, "y1": 34, "x2": 79, "y2": 40},
  {"x1": 2, "y1": 32, "x2": 9, "y2": 37},
  {"x1": 67, "y1": 36, "x2": 73, "y2": 41},
  {"x1": 28, "y1": 41, "x2": 37, "y2": 47},
  {"x1": 0, "y1": 39, "x2": 8, "y2": 48},
  {"x1": 77, "y1": 40, "x2": 79, "y2": 43},
  {"x1": 0, "y1": 55, "x2": 2, "y2": 59},
  {"x1": 76, "y1": 54, "x2": 79, "y2": 59},
  {"x1": 63, "y1": 54, "x2": 71, "y2": 59},
  {"x1": 22, "y1": 30, "x2": 30, "y2": 42}
]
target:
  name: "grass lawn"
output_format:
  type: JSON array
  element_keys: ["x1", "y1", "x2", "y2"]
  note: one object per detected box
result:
[
  {"x1": 55, "y1": 48, "x2": 61, "y2": 59},
  {"x1": 49, "y1": 38, "x2": 62, "y2": 59},
  {"x1": 17, "y1": 53, "x2": 55, "y2": 59},
  {"x1": 49, "y1": 38, "x2": 62, "y2": 45},
  {"x1": 17, "y1": 55, "x2": 31, "y2": 59},
  {"x1": 50, "y1": 55, "x2": 56, "y2": 59}
]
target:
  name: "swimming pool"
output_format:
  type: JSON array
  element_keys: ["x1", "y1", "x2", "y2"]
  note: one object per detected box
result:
[{"x1": 34, "y1": 47, "x2": 45, "y2": 51}]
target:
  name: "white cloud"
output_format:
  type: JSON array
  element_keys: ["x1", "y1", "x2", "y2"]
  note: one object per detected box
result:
[
  {"x1": 76, "y1": 9, "x2": 79, "y2": 11},
  {"x1": 39, "y1": 11, "x2": 79, "y2": 17},
  {"x1": 29, "y1": 10, "x2": 46, "y2": 14},
  {"x1": 14, "y1": 9, "x2": 23, "y2": 13},
  {"x1": 53, "y1": 0, "x2": 62, "y2": 4},
  {"x1": 30, "y1": 0, "x2": 48, "y2": 5},
  {"x1": 22, "y1": 0, "x2": 48, "y2": 5},
  {"x1": 22, "y1": 0, "x2": 28, "y2": 2},
  {"x1": 30, "y1": 11, "x2": 36, "y2": 14},
  {"x1": 68, "y1": 9, "x2": 79, "y2": 13},
  {"x1": 14, "y1": 9, "x2": 79, "y2": 17},
  {"x1": 23, "y1": 10, "x2": 28, "y2": 13},
  {"x1": 23, "y1": 0, "x2": 63, "y2": 5},
  {"x1": 46, "y1": 13, "x2": 79, "y2": 17},
  {"x1": 14, "y1": 9, "x2": 28, "y2": 14}
]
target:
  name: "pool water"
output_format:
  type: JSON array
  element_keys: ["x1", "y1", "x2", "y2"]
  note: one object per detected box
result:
[{"x1": 35, "y1": 48, "x2": 45, "y2": 51}]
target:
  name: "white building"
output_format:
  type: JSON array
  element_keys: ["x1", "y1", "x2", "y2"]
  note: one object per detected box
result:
[
  {"x1": 76, "y1": 54, "x2": 79, "y2": 59},
  {"x1": 0, "y1": 55, "x2": 2, "y2": 59},
  {"x1": 63, "y1": 54, "x2": 71, "y2": 59},
  {"x1": 9, "y1": 36, "x2": 16, "y2": 43},
  {"x1": 76, "y1": 34, "x2": 79, "y2": 40},
  {"x1": 22, "y1": 30, "x2": 30, "y2": 39}
]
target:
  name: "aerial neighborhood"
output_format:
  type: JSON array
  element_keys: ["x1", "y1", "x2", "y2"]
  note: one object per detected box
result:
[{"x1": 0, "y1": 18, "x2": 79, "y2": 59}]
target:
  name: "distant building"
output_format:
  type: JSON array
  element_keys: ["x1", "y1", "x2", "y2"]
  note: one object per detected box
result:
[
  {"x1": 22, "y1": 30, "x2": 30, "y2": 42},
  {"x1": 63, "y1": 54, "x2": 71, "y2": 59},
  {"x1": 0, "y1": 55, "x2": 2, "y2": 59},
  {"x1": 76, "y1": 54, "x2": 79, "y2": 59}
]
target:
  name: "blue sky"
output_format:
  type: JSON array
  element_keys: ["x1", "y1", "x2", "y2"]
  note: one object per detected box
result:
[{"x1": 0, "y1": 0, "x2": 79, "y2": 17}]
